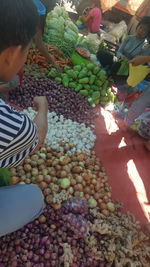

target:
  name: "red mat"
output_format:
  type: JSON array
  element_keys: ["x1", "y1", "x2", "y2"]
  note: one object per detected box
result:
[
  {"x1": 94, "y1": 107, "x2": 150, "y2": 224},
  {"x1": 8, "y1": 102, "x2": 150, "y2": 224}
]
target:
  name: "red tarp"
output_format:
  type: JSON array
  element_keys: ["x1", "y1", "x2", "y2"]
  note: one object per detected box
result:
[
  {"x1": 94, "y1": 107, "x2": 150, "y2": 224},
  {"x1": 8, "y1": 103, "x2": 150, "y2": 224}
]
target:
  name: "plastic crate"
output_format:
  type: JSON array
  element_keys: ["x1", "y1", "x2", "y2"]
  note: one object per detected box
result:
[{"x1": 32, "y1": 0, "x2": 46, "y2": 15}]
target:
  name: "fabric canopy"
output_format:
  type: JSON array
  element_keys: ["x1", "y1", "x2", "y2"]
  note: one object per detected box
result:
[{"x1": 101, "y1": 0, "x2": 145, "y2": 15}]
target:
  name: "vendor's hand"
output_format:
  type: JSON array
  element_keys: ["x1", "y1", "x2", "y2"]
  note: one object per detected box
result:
[
  {"x1": 48, "y1": 55, "x2": 61, "y2": 73},
  {"x1": 33, "y1": 96, "x2": 48, "y2": 148},
  {"x1": 128, "y1": 56, "x2": 147, "y2": 66},
  {"x1": 33, "y1": 96, "x2": 48, "y2": 112},
  {"x1": 54, "y1": 63, "x2": 62, "y2": 73}
]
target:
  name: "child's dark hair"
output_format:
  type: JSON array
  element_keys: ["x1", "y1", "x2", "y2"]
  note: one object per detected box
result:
[
  {"x1": 0, "y1": 0, "x2": 39, "y2": 53},
  {"x1": 92, "y1": 0, "x2": 101, "y2": 9},
  {"x1": 137, "y1": 16, "x2": 150, "y2": 35}
]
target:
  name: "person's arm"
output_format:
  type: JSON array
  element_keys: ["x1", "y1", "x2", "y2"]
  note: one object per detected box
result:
[
  {"x1": 34, "y1": 29, "x2": 61, "y2": 71},
  {"x1": 117, "y1": 36, "x2": 130, "y2": 58},
  {"x1": 129, "y1": 56, "x2": 150, "y2": 66},
  {"x1": 33, "y1": 96, "x2": 48, "y2": 149},
  {"x1": 81, "y1": 13, "x2": 92, "y2": 24}
]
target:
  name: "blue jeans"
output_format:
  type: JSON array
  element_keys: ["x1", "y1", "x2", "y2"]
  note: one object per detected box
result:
[{"x1": 0, "y1": 184, "x2": 45, "y2": 237}]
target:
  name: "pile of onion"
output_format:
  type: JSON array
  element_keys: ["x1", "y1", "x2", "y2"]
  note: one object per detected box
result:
[
  {"x1": 9, "y1": 76, "x2": 96, "y2": 126},
  {"x1": 10, "y1": 146, "x2": 114, "y2": 214},
  {"x1": 3, "y1": 147, "x2": 149, "y2": 266}
]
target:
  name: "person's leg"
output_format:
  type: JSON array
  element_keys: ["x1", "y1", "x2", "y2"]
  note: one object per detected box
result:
[
  {"x1": 125, "y1": 86, "x2": 150, "y2": 127},
  {"x1": 0, "y1": 184, "x2": 45, "y2": 237}
]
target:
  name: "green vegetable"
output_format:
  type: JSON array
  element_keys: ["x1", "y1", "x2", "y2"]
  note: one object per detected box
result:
[
  {"x1": 80, "y1": 63, "x2": 86, "y2": 68},
  {"x1": 74, "y1": 71, "x2": 79, "y2": 79},
  {"x1": 62, "y1": 76, "x2": 69, "y2": 87},
  {"x1": 79, "y1": 78, "x2": 89, "y2": 84},
  {"x1": 95, "y1": 80, "x2": 102, "y2": 86},
  {"x1": 60, "y1": 178, "x2": 70, "y2": 189},
  {"x1": 83, "y1": 84, "x2": 90, "y2": 90},
  {"x1": 87, "y1": 63, "x2": 94, "y2": 70},
  {"x1": 92, "y1": 91, "x2": 100, "y2": 100},
  {"x1": 55, "y1": 77, "x2": 62, "y2": 83},
  {"x1": 93, "y1": 98, "x2": 100, "y2": 105},
  {"x1": 88, "y1": 198, "x2": 97, "y2": 208},
  {"x1": 66, "y1": 70, "x2": 75, "y2": 78},
  {"x1": 98, "y1": 70, "x2": 107, "y2": 80},
  {"x1": 93, "y1": 66, "x2": 99, "y2": 75},
  {"x1": 87, "y1": 71, "x2": 92, "y2": 77},
  {"x1": 48, "y1": 68, "x2": 57, "y2": 78},
  {"x1": 61, "y1": 73, "x2": 67, "y2": 78},
  {"x1": 89, "y1": 75, "x2": 96, "y2": 85},
  {"x1": 107, "y1": 202, "x2": 115, "y2": 212},
  {"x1": 75, "y1": 84, "x2": 83, "y2": 92},
  {"x1": 69, "y1": 82, "x2": 77, "y2": 88},
  {"x1": 78, "y1": 71, "x2": 86, "y2": 78},
  {"x1": 64, "y1": 66, "x2": 71, "y2": 72},
  {"x1": 102, "y1": 80, "x2": 109, "y2": 91},
  {"x1": 74, "y1": 65, "x2": 82, "y2": 72},
  {"x1": 90, "y1": 85, "x2": 99, "y2": 91},
  {"x1": 80, "y1": 90, "x2": 89, "y2": 97}
]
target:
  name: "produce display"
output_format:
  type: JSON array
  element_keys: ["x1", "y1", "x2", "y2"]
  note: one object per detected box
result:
[
  {"x1": 77, "y1": 34, "x2": 101, "y2": 54},
  {"x1": 10, "y1": 147, "x2": 110, "y2": 208},
  {"x1": 48, "y1": 64, "x2": 116, "y2": 106},
  {"x1": 2, "y1": 147, "x2": 149, "y2": 266},
  {"x1": 2, "y1": 4, "x2": 150, "y2": 267},
  {"x1": 44, "y1": 6, "x2": 78, "y2": 58},
  {"x1": 9, "y1": 76, "x2": 96, "y2": 126},
  {"x1": 24, "y1": 108, "x2": 96, "y2": 153},
  {"x1": 26, "y1": 45, "x2": 71, "y2": 70}
]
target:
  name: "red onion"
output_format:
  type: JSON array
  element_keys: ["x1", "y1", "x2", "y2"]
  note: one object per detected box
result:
[{"x1": 9, "y1": 76, "x2": 96, "y2": 126}]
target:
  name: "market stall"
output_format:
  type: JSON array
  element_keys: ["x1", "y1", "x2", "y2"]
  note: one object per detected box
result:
[{"x1": 0, "y1": 4, "x2": 150, "y2": 267}]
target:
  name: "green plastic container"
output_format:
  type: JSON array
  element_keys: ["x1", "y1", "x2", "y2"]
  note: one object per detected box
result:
[{"x1": 71, "y1": 52, "x2": 90, "y2": 66}]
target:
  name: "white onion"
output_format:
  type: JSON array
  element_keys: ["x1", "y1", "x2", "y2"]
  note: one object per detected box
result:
[{"x1": 24, "y1": 108, "x2": 96, "y2": 153}]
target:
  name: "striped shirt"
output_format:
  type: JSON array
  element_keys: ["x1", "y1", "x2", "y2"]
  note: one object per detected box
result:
[{"x1": 0, "y1": 99, "x2": 38, "y2": 168}]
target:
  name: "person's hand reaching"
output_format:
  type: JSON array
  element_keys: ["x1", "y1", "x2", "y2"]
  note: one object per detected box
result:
[
  {"x1": 129, "y1": 56, "x2": 149, "y2": 66},
  {"x1": 33, "y1": 96, "x2": 48, "y2": 149}
]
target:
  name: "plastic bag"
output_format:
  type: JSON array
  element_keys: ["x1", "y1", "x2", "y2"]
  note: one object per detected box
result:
[
  {"x1": 100, "y1": 32, "x2": 116, "y2": 44},
  {"x1": 62, "y1": 197, "x2": 88, "y2": 215},
  {"x1": 109, "y1": 21, "x2": 127, "y2": 42},
  {"x1": 127, "y1": 64, "x2": 150, "y2": 87},
  {"x1": 117, "y1": 58, "x2": 129, "y2": 76},
  {"x1": 85, "y1": 33, "x2": 101, "y2": 53}
]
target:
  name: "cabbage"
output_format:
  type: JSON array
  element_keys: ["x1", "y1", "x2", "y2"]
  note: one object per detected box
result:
[
  {"x1": 46, "y1": 18, "x2": 58, "y2": 28},
  {"x1": 66, "y1": 28, "x2": 77, "y2": 39},
  {"x1": 65, "y1": 21, "x2": 78, "y2": 34},
  {"x1": 44, "y1": 6, "x2": 78, "y2": 57},
  {"x1": 64, "y1": 32, "x2": 77, "y2": 43},
  {"x1": 53, "y1": 6, "x2": 63, "y2": 16}
]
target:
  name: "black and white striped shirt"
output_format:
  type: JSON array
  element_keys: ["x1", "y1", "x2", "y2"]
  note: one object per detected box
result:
[{"x1": 0, "y1": 99, "x2": 38, "y2": 168}]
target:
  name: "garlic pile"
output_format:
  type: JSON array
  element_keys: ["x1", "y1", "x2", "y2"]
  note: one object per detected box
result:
[{"x1": 23, "y1": 108, "x2": 96, "y2": 153}]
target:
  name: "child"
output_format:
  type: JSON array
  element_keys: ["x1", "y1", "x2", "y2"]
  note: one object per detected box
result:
[
  {"x1": 81, "y1": 0, "x2": 102, "y2": 33},
  {"x1": 0, "y1": 0, "x2": 48, "y2": 237}
]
